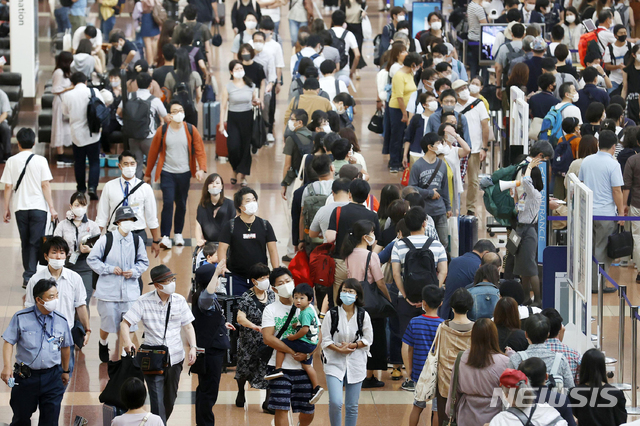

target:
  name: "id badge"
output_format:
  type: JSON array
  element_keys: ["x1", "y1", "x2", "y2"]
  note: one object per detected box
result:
[
  {"x1": 69, "y1": 252, "x2": 80, "y2": 265},
  {"x1": 243, "y1": 233, "x2": 256, "y2": 239},
  {"x1": 517, "y1": 199, "x2": 525, "y2": 212}
]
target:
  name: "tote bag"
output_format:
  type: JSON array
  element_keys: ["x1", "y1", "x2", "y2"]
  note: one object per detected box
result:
[{"x1": 414, "y1": 325, "x2": 441, "y2": 402}]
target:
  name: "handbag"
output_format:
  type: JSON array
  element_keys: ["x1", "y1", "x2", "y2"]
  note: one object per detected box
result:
[
  {"x1": 211, "y1": 23, "x2": 223, "y2": 47},
  {"x1": 607, "y1": 224, "x2": 634, "y2": 259},
  {"x1": 414, "y1": 325, "x2": 441, "y2": 402},
  {"x1": 289, "y1": 249, "x2": 311, "y2": 286},
  {"x1": 444, "y1": 351, "x2": 464, "y2": 426},
  {"x1": 292, "y1": 154, "x2": 308, "y2": 192},
  {"x1": 401, "y1": 167, "x2": 410, "y2": 186},
  {"x1": 99, "y1": 355, "x2": 144, "y2": 409},
  {"x1": 202, "y1": 84, "x2": 215, "y2": 103},
  {"x1": 361, "y1": 15, "x2": 372, "y2": 39},
  {"x1": 368, "y1": 109, "x2": 384, "y2": 134},
  {"x1": 251, "y1": 106, "x2": 267, "y2": 153},
  {"x1": 258, "y1": 304, "x2": 297, "y2": 363},
  {"x1": 188, "y1": 349, "x2": 207, "y2": 375},
  {"x1": 506, "y1": 217, "x2": 536, "y2": 255},
  {"x1": 135, "y1": 301, "x2": 171, "y2": 375},
  {"x1": 353, "y1": 252, "x2": 396, "y2": 319}
]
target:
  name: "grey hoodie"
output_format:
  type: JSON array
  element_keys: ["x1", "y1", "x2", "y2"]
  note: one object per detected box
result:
[{"x1": 71, "y1": 53, "x2": 95, "y2": 79}]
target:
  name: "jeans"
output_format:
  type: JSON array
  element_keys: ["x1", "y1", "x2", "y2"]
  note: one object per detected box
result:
[
  {"x1": 289, "y1": 20, "x2": 306, "y2": 46},
  {"x1": 160, "y1": 170, "x2": 191, "y2": 236},
  {"x1": 195, "y1": 348, "x2": 225, "y2": 426},
  {"x1": 432, "y1": 214, "x2": 449, "y2": 250},
  {"x1": 326, "y1": 374, "x2": 363, "y2": 426},
  {"x1": 72, "y1": 141, "x2": 100, "y2": 192},
  {"x1": 608, "y1": 81, "x2": 621, "y2": 95},
  {"x1": 0, "y1": 121, "x2": 11, "y2": 161},
  {"x1": 388, "y1": 107, "x2": 406, "y2": 169},
  {"x1": 466, "y1": 42, "x2": 481, "y2": 81},
  {"x1": 54, "y1": 7, "x2": 71, "y2": 34},
  {"x1": 274, "y1": 20, "x2": 280, "y2": 36},
  {"x1": 101, "y1": 15, "x2": 116, "y2": 40},
  {"x1": 128, "y1": 137, "x2": 152, "y2": 179},
  {"x1": 631, "y1": 206, "x2": 640, "y2": 269},
  {"x1": 15, "y1": 209, "x2": 48, "y2": 283},
  {"x1": 144, "y1": 363, "x2": 183, "y2": 424}
]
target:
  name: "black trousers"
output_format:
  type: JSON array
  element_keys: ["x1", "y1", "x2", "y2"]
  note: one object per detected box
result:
[
  {"x1": 10, "y1": 365, "x2": 65, "y2": 426},
  {"x1": 132, "y1": 229, "x2": 147, "y2": 292},
  {"x1": 195, "y1": 348, "x2": 225, "y2": 426},
  {"x1": 15, "y1": 209, "x2": 48, "y2": 283},
  {"x1": 0, "y1": 121, "x2": 11, "y2": 161},
  {"x1": 397, "y1": 296, "x2": 423, "y2": 338}
]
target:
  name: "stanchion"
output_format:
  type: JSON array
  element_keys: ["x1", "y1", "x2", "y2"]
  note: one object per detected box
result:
[
  {"x1": 627, "y1": 306, "x2": 640, "y2": 415},
  {"x1": 598, "y1": 262, "x2": 604, "y2": 351},
  {"x1": 613, "y1": 285, "x2": 631, "y2": 390}
]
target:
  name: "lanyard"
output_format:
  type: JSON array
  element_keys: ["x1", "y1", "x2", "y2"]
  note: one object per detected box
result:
[
  {"x1": 119, "y1": 178, "x2": 136, "y2": 199},
  {"x1": 34, "y1": 307, "x2": 54, "y2": 340}
]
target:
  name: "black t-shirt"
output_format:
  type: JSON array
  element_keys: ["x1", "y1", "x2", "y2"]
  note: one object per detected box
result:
[
  {"x1": 196, "y1": 198, "x2": 236, "y2": 243},
  {"x1": 179, "y1": 46, "x2": 206, "y2": 67},
  {"x1": 188, "y1": 0, "x2": 214, "y2": 23},
  {"x1": 328, "y1": 203, "x2": 381, "y2": 258},
  {"x1": 624, "y1": 63, "x2": 640, "y2": 94},
  {"x1": 556, "y1": 64, "x2": 579, "y2": 80},
  {"x1": 496, "y1": 325, "x2": 529, "y2": 352},
  {"x1": 242, "y1": 61, "x2": 266, "y2": 88},
  {"x1": 111, "y1": 40, "x2": 138, "y2": 69},
  {"x1": 152, "y1": 65, "x2": 174, "y2": 88},
  {"x1": 380, "y1": 220, "x2": 397, "y2": 248},
  {"x1": 219, "y1": 216, "x2": 277, "y2": 277}
]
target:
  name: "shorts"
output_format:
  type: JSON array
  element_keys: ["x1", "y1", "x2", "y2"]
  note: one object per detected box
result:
[
  {"x1": 282, "y1": 339, "x2": 317, "y2": 365},
  {"x1": 267, "y1": 367, "x2": 315, "y2": 414},
  {"x1": 97, "y1": 300, "x2": 138, "y2": 334},
  {"x1": 413, "y1": 397, "x2": 437, "y2": 411}
]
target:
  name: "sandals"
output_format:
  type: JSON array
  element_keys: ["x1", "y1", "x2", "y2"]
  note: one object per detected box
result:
[{"x1": 230, "y1": 178, "x2": 238, "y2": 185}]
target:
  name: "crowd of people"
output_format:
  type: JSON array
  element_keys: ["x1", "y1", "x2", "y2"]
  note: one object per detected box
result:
[{"x1": 0, "y1": 0, "x2": 640, "y2": 425}]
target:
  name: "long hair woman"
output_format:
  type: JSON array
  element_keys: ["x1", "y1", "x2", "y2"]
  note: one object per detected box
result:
[
  {"x1": 493, "y1": 297, "x2": 529, "y2": 352},
  {"x1": 622, "y1": 45, "x2": 640, "y2": 124},
  {"x1": 195, "y1": 173, "x2": 236, "y2": 247},
  {"x1": 155, "y1": 19, "x2": 177, "y2": 67},
  {"x1": 51, "y1": 51, "x2": 74, "y2": 165}
]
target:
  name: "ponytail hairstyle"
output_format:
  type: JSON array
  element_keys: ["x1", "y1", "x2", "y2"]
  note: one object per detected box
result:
[{"x1": 340, "y1": 220, "x2": 375, "y2": 259}]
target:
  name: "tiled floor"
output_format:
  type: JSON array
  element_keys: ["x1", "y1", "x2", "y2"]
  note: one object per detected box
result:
[{"x1": 1, "y1": 1, "x2": 640, "y2": 425}]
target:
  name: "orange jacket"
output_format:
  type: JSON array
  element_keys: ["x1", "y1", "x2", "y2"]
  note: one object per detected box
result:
[{"x1": 145, "y1": 122, "x2": 207, "y2": 181}]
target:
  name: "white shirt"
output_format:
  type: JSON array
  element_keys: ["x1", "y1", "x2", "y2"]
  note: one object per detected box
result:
[
  {"x1": 25, "y1": 267, "x2": 87, "y2": 328},
  {"x1": 489, "y1": 403, "x2": 568, "y2": 426},
  {"x1": 603, "y1": 42, "x2": 630, "y2": 84},
  {"x1": 0, "y1": 150, "x2": 52, "y2": 212},
  {"x1": 319, "y1": 75, "x2": 348, "y2": 100},
  {"x1": 320, "y1": 306, "x2": 373, "y2": 384},
  {"x1": 262, "y1": 300, "x2": 312, "y2": 370},
  {"x1": 95, "y1": 177, "x2": 159, "y2": 231},
  {"x1": 329, "y1": 27, "x2": 358, "y2": 70},
  {"x1": 596, "y1": 26, "x2": 617, "y2": 53},
  {"x1": 290, "y1": 47, "x2": 325, "y2": 75},
  {"x1": 118, "y1": 89, "x2": 167, "y2": 139},
  {"x1": 72, "y1": 26, "x2": 103, "y2": 51},
  {"x1": 454, "y1": 96, "x2": 490, "y2": 153},
  {"x1": 123, "y1": 291, "x2": 195, "y2": 366},
  {"x1": 252, "y1": 49, "x2": 278, "y2": 82},
  {"x1": 61, "y1": 83, "x2": 104, "y2": 146},
  {"x1": 263, "y1": 38, "x2": 285, "y2": 69},
  {"x1": 556, "y1": 101, "x2": 583, "y2": 124}
]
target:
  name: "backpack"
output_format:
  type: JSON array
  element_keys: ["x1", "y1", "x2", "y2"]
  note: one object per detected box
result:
[
  {"x1": 615, "y1": 3, "x2": 631, "y2": 30},
  {"x1": 122, "y1": 92, "x2": 154, "y2": 140},
  {"x1": 170, "y1": 72, "x2": 197, "y2": 124},
  {"x1": 373, "y1": 23, "x2": 394, "y2": 66},
  {"x1": 481, "y1": 162, "x2": 529, "y2": 226},
  {"x1": 328, "y1": 305, "x2": 365, "y2": 340},
  {"x1": 607, "y1": 41, "x2": 632, "y2": 68},
  {"x1": 578, "y1": 28, "x2": 606, "y2": 66},
  {"x1": 293, "y1": 52, "x2": 320, "y2": 79},
  {"x1": 303, "y1": 183, "x2": 329, "y2": 246},
  {"x1": 91, "y1": 230, "x2": 141, "y2": 289},
  {"x1": 330, "y1": 29, "x2": 349, "y2": 70},
  {"x1": 87, "y1": 88, "x2": 110, "y2": 137},
  {"x1": 309, "y1": 206, "x2": 341, "y2": 287},
  {"x1": 401, "y1": 237, "x2": 438, "y2": 302},
  {"x1": 466, "y1": 282, "x2": 500, "y2": 321},
  {"x1": 552, "y1": 135, "x2": 576, "y2": 176},
  {"x1": 519, "y1": 352, "x2": 565, "y2": 393},
  {"x1": 503, "y1": 42, "x2": 526, "y2": 83},
  {"x1": 539, "y1": 103, "x2": 571, "y2": 147}
]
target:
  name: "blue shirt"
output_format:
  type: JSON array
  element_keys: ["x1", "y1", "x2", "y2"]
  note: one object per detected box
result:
[
  {"x1": 426, "y1": 109, "x2": 472, "y2": 146},
  {"x1": 404, "y1": 113, "x2": 428, "y2": 154},
  {"x1": 69, "y1": 0, "x2": 86, "y2": 16},
  {"x1": 2, "y1": 306, "x2": 72, "y2": 370},
  {"x1": 579, "y1": 151, "x2": 625, "y2": 216},
  {"x1": 575, "y1": 84, "x2": 610, "y2": 122},
  {"x1": 87, "y1": 231, "x2": 149, "y2": 302},
  {"x1": 402, "y1": 315, "x2": 444, "y2": 381},
  {"x1": 525, "y1": 56, "x2": 544, "y2": 94},
  {"x1": 439, "y1": 251, "x2": 482, "y2": 320},
  {"x1": 528, "y1": 91, "x2": 561, "y2": 119}
]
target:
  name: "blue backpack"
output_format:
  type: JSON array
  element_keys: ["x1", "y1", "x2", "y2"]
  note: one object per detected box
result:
[
  {"x1": 539, "y1": 103, "x2": 571, "y2": 147},
  {"x1": 292, "y1": 52, "x2": 320, "y2": 79},
  {"x1": 466, "y1": 282, "x2": 500, "y2": 321},
  {"x1": 552, "y1": 135, "x2": 576, "y2": 176}
]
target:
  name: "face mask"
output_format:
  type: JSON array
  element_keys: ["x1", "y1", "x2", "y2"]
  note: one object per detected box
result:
[
  {"x1": 443, "y1": 104, "x2": 455, "y2": 113},
  {"x1": 41, "y1": 298, "x2": 59, "y2": 313},
  {"x1": 430, "y1": 21, "x2": 442, "y2": 31},
  {"x1": 364, "y1": 234, "x2": 375, "y2": 246},
  {"x1": 399, "y1": 28, "x2": 409, "y2": 35},
  {"x1": 243, "y1": 201, "x2": 258, "y2": 215},
  {"x1": 110, "y1": 80, "x2": 121, "y2": 88},
  {"x1": 72, "y1": 207, "x2": 86, "y2": 218},
  {"x1": 241, "y1": 53, "x2": 252, "y2": 61},
  {"x1": 119, "y1": 220, "x2": 136, "y2": 234},
  {"x1": 276, "y1": 281, "x2": 295, "y2": 298},
  {"x1": 433, "y1": 57, "x2": 443, "y2": 65},
  {"x1": 122, "y1": 166, "x2": 136, "y2": 179},
  {"x1": 424, "y1": 101, "x2": 437, "y2": 112},
  {"x1": 566, "y1": 14, "x2": 575, "y2": 23},
  {"x1": 525, "y1": 3, "x2": 535, "y2": 11},
  {"x1": 340, "y1": 292, "x2": 356, "y2": 305},
  {"x1": 544, "y1": 6, "x2": 551, "y2": 13},
  {"x1": 208, "y1": 187, "x2": 222, "y2": 195},
  {"x1": 618, "y1": 35, "x2": 628, "y2": 42},
  {"x1": 159, "y1": 280, "x2": 176, "y2": 295},
  {"x1": 397, "y1": 15, "x2": 406, "y2": 21},
  {"x1": 469, "y1": 84, "x2": 480, "y2": 94},
  {"x1": 442, "y1": 73, "x2": 452, "y2": 80},
  {"x1": 446, "y1": 133, "x2": 457, "y2": 144},
  {"x1": 336, "y1": 104, "x2": 346, "y2": 114},
  {"x1": 322, "y1": 124, "x2": 331, "y2": 133},
  {"x1": 245, "y1": 21, "x2": 257, "y2": 30},
  {"x1": 459, "y1": 89, "x2": 470, "y2": 101},
  {"x1": 48, "y1": 258, "x2": 65, "y2": 270},
  {"x1": 436, "y1": 143, "x2": 453, "y2": 155},
  {"x1": 256, "y1": 278, "x2": 271, "y2": 291},
  {"x1": 288, "y1": 120, "x2": 297, "y2": 132},
  {"x1": 253, "y1": 42, "x2": 264, "y2": 51},
  {"x1": 571, "y1": 93, "x2": 579, "y2": 102},
  {"x1": 172, "y1": 112, "x2": 185, "y2": 123},
  {"x1": 233, "y1": 70, "x2": 245, "y2": 80}
]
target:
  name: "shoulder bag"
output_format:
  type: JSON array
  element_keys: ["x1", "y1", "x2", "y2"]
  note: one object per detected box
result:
[
  {"x1": 414, "y1": 324, "x2": 442, "y2": 402},
  {"x1": 444, "y1": 351, "x2": 464, "y2": 426},
  {"x1": 134, "y1": 299, "x2": 172, "y2": 375},
  {"x1": 353, "y1": 251, "x2": 395, "y2": 319},
  {"x1": 258, "y1": 304, "x2": 297, "y2": 363},
  {"x1": 14, "y1": 154, "x2": 35, "y2": 192}
]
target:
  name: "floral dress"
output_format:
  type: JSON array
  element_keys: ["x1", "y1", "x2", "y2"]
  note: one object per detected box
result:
[{"x1": 235, "y1": 288, "x2": 275, "y2": 389}]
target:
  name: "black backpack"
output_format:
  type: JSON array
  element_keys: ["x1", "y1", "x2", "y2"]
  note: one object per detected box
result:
[
  {"x1": 122, "y1": 92, "x2": 154, "y2": 139},
  {"x1": 330, "y1": 29, "x2": 349, "y2": 70},
  {"x1": 401, "y1": 237, "x2": 438, "y2": 302},
  {"x1": 328, "y1": 306, "x2": 365, "y2": 341},
  {"x1": 503, "y1": 42, "x2": 526, "y2": 83},
  {"x1": 91, "y1": 230, "x2": 141, "y2": 289},
  {"x1": 87, "y1": 88, "x2": 110, "y2": 137},
  {"x1": 552, "y1": 135, "x2": 576, "y2": 176},
  {"x1": 171, "y1": 72, "x2": 197, "y2": 124}
]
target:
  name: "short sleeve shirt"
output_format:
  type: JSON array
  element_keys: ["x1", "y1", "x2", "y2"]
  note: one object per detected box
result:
[
  {"x1": 391, "y1": 235, "x2": 448, "y2": 266},
  {"x1": 389, "y1": 69, "x2": 417, "y2": 109},
  {"x1": 579, "y1": 150, "x2": 625, "y2": 215},
  {"x1": 219, "y1": 216, "x2": 277, "y2": 277},
  {"x1": 0, "y1": 89, "x2": 11, "y2": 115},
  {"x1": 328, "y1": 203, "x2": 381, "y2": 256},
  {"x1": 0, "y1": 151, "x2": 52, "y2": 212},
  {"x1": 467, "y1": 1, "x2": 487, "y2": 41},
  {"x1": 297, "y1": 306, "x2": 319, "y2": 345},
  {"x1": 495, "y1": 40, "x2": 522, "y2": 68},
  {"x1": 402, "y1": 315, "x2": 444, "y2": 381}
]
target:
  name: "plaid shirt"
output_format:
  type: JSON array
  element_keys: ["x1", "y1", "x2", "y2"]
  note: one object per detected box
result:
[
  {"x1": 546, "y1": 337, "x2": 582, "y2": 382},
  {"x1": 507, "y1": 343, "x2": 575, "y2": 389}
]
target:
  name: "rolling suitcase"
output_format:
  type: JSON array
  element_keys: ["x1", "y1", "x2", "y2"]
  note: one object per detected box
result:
[
  {"x1": 458, "y1": 215, "x2": 479, "y2": 256},
  {"x1": 216, "y1": 122, "x2": 228, "y2": 159},
  {"x1": 102, "y1": 405, "x2": 125, "y2": 426},
  {"x1": 218, "y1": 1, "x2": 226, "y2": 26},
  {"x1": 203, "y1": 101, "x2": 220, "y2": 140}
]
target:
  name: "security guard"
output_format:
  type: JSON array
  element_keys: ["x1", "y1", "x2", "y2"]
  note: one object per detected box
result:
[{"x1": 1, "y1": 278, "x2": 72, "y2": 426}]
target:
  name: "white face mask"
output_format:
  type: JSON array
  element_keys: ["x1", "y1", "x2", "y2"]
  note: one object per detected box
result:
[
  {"x1": 48, "y1": 258, "x2": 65, "y2": 270},
  {"x1": 159, "y1": 280, "x2": 176, "y2": 295},
  {"x1": 397, "y1": 15, "x2": 406, "y2": 21},
  {"x1": 571, "y1": 93, "x2": 579, "y2": 102},
  {"x1": 566, "y1": 14, "x2": 576, "y2": 23},
  {"x1": 245, "y1": 21, "x2": 257, "y2": 30},
  {"x1": 525, "y1": 3, "x2": 535, "y2": 11},
  {"x1": 276, "y1": 281, "x2": 295, "y2": 298},
  {"x1": 110, "y1": 80, "x2": 121, "y2": 88},
  {"x1": 72, "y1": 206, "x2": 86, "y2": 218},
  {"x1": 122, "y1": 166, "x2": 136, "y2": 179},
  {"x1": 253, "y1": 42, "x2": 264, "y2": 51},
  {"x1": 427, "y1": 100, "x2": 439, "y2": 112},
  {"x1": 41, "y1": 298, "x2": 59, "y2": 313},
  {"x1": 288, "y1": 120, "x2": 297, "y2": 132},
  {"x1": 433, "y1": 57, "x2": 444, "y2": 65},
  {"x1": 172, "y1": 112, "x2": 185, "y2": 123},
  {"x1": 243, "y1": 201, "x2": 258, "y2": 215},
  {"x1": 399, "y1": 28, "x2": 409, "y2": 35},
  {"x1": 469, "y1": 84, "x2": 480, "y2": 94},
  {"x1": 544, "y1": 6, "x2": 551, "y2": 13},
  {"x1": 459, "y1": 89, "x2": 471, "y2": 101},
  {"x1": 119, "y1": 220, "x2": 136, "y2": 234},
  {"x1": 208, "y1": 187, "x2": 222, "y2": 195},
  {"x1": 430, "y1": 21, "x2": 442, "y2": 31},
  {"x1": 436, "y1": 143, "x2": 453, "y2": 155},
  {"x1": 256, "y1": 278, "x2": 270, "y2": 291},
  {"x1": 364, "y1": 234, "x2": 375, "y2": 246},
  {"x1": 233, "y1": 69, "x2": 245, "y2": 80},
  {"x1": 446, "y1": 133, "x2": 457, "y2": 144},
  {"x1": 322, "y1": 124, "x2": 332, "y2": 133}
]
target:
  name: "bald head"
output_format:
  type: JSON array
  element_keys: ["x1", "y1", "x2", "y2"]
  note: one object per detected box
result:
[
  {"x1": 482, "y1": 252, "x2": 503, "y2": 268},
  {"x1": 401, "y1": 186, "x2": 418, "y2": 199}
]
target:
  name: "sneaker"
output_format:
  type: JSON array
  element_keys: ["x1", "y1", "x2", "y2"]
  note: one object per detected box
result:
[
  {"x1": 361, "y1": 376, "x2": 385, "y2": 388},
  {"x1": 636, "y1": 273, "x2": 640, "y2": 284},
  {"x1": 391, "y1": 367, "x2": 403, "y2": 381},
  {"x1": 267, "y1": 133, "x2": 275, "y2": 142},
  {"x1": 265, "y1": 368, "x2": 284, "y2": 381},
  {"x1": 466, "y1": 210, "x2": 475, "y2": 216},
  {"x1": 309, "y1": 386, "x2": 325, "y2": 404},
  {"x1": 235, "y1": 391, "x2": 245, "y2": 407},
  {"x1": 262, "y1": 400, "x2": 275, "y2": 414},
  {"x1": 99, "y1": 342, "x2": 110, "y2": 363},
  {"x1": 87, "y1": 188, "x2": 99, "y2": 201},
  {"x1": 159, "y1": 236, "x2": 172, "y2": 249},
  {"x1": 401, "y1": 379, "x2": 415, "y2": 391},
  {"x1": 174, "y1": 234, "x2": 185, "y2": 246},
  {"x1": 282, "y1": 254, "x2": 293, "y2": 262},
  {"x1": 390, "y1": 167, "x2": 400, "y2": 174}
]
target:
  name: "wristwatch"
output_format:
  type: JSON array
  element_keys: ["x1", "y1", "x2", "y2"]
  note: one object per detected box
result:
[
  {"x1": 482, "y1": 147, "x2": 489, "y2": 152},
  {"x1": 62, "y1": 370, "x2": 70, "y2": 374},
  {"x1": 152, "y1": 240, "x2": 161, "y2": 244}
]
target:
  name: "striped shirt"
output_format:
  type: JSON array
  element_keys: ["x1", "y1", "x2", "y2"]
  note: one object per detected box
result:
[
  {"x1": 123, "y1": 291, "x2": 195, "y2": 366},
  {"x1": 391, "y1": 235, "x2": 448, "y2": 266},
  {"x1": 467, "y1": 1, "x2": 487, "y2": 41},
  {"x1": 402, "y1": 316, "x2": 444, "y2": 381}
]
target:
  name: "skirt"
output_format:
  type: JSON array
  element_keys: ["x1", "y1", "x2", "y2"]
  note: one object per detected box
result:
[
  {"x1": 513, "y1": 224, "x2": 538, "y2": 277},
  {"x1": 227, "y1": 110, "x2": 253, "y2": 176},
  {"x1": 51, "y1": 95, "x2": 71, "y2": 148},
  {"x1": 140, "y1": 13, "x2": 160, "y2": 38},
  {"x1": 366, "y1": 317, "x2": 388, "y2": 371}
]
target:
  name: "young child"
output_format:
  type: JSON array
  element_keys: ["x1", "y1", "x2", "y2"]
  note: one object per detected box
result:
[
  {"x1": 402, "y1": 285, "x2": 445, "y2": 426},
  {"x1": 194, "y1": 242, "x2": 222, "y2": 292},
  {"x1": 265, "y1": 283, "x2": 324, "y2": 403}
]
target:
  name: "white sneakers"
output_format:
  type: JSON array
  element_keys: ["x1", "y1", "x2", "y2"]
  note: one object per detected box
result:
[
  {"x1": 174, "y1": 234, "x2": 185, "y2": 246},
  {"x1": 160, "y1": 234, "x2": 185, "y2": 250},
  {"x1": 266, "y1": 133, "x2": 275, "y2": 143}
]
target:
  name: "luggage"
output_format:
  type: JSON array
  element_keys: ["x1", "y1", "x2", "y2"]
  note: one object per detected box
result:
[
  {"x1": 102, "y1": 404, "x2": 126, "y2": 426},
  {"x1": 458, "y1": 215, "x2": 479, "y2": 256},
  {"x1": 99, "y1": 355, "x2": 144, "y2": 409},
  {"x1": 216, "y1": 122, "x2": 228, "y2": 158},
  {"x1": 217, "y1": 293, "x2": 241, "y2": 367},
  {"x1": 203, "y1": 101, "x2": 220, "y2": 140}
]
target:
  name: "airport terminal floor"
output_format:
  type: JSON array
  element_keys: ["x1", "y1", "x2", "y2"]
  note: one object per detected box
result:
[{"x1": 0, "y1": 1, "x2": 639, "y2": 425}]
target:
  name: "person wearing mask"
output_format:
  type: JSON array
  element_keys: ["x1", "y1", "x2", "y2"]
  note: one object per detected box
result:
[
  {"x1": 309, "y1": 177, "x2": 351, "y2": 243},
  {"x1": 232, "y1": 11, "x2": 261, "y2": 55},
  {"x1": 555, "y1": 82, "x2": 584, "y2": 125},
  {"x1": 466, "y1": 0, "x2": 488, "y2": 78},
  {"x1": 109, "y1": 32, "x2": 141, "y2": 72},
  {"x1": 252, "y1": 31, "x2": 277, "y2": 95},
  {"x1": 330, "y1": 10, "x2": 361, "y2": 79},
  {"x1": 195, "y1": 174, "x2": 236, "y2": 247},
  {"x1": 319, "y1": 60, "x2": 349, "y2": 100},
  {"x1": 540, "y1": 57, "x2": 580, "y2": 99},
  {"x1": 121, "y1": 265, "x2": 197, "y2": 424},
  {"x1": 604, "y1": 25, "x2": 632, "y2": 95},
  {"x1": 239, "y1": 43, "x2": 267, "y2": 106},
  {"x1": 622, "y1": 44, "x2": 640, "y2": 124},
  {"x1": 379, "y1": 7, "x2": 405, "y2": 58},
  {"x1": 290, "y1": 34, "x2": 326, "y2": 75},
  {"x1": 425, "y1": 89, "x2": 473, "y2": 147},
  {"x1": 218, "y1": 187, "x2": 280, "y2": 295},
  {"x1": 493, "y1": 297, "x2": 529, "y2": 352},
  {"x1": 257, "y1": 0, "x2": 281, "y2": 36},
  {"x1": 576, "y1": 67, "x2": 611, "y2": 120},
  {"x1": 87, "y1": 206, "x2": 150, "y2": 363},
  {"x1": 403, "y1": 92, "x2": 438, "y2": 168},
  {"x1": 126, "y1": 59, "x2": 164, "y2": 100},
  {"x1": 252, "y1": 25, "x2": 283, "y2": 143},
  {"x1": 100, "y1": 69, "x2": 123, "y2": 154},
  {"x1": 581, "y1": 52, "x2": 614, "y2": 91},
  {"x1": 561, "y1": 7, "x2": 584, "y2": 49},
  {"x1": 529, "y1": 73, "x2": 562, "y2": 123},
  {"x1": 405, "y1": 68, "x2": 437, "y2": 115}
]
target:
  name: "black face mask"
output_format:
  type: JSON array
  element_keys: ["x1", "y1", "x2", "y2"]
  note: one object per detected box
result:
[
  {"x1": 241, "y1": 53, "x2": 252, "y2": 61},
  {"x1": 618, "y1": 35, "x2": 628, "y2": 42}
]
